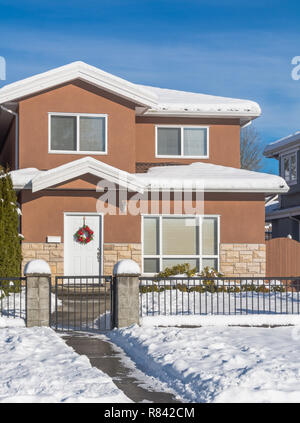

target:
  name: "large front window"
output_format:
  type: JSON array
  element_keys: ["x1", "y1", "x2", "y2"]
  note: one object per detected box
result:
[
  {"x1": 49, "y1": 113, "x2": 107, "y2": 153},
  {"x1": 156, "y1": 126, "x2": 209, "y2": 158},
  {"x1": 142, "y1": 216, "x2": 219, "y2": 274}
]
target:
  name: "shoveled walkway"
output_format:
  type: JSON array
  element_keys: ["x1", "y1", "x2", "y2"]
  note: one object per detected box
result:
[{"x1": 63, "y1": 333, "x2": 181, "y2": 403}]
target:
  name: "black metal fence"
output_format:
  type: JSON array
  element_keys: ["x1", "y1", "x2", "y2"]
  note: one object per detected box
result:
[
  {"x1": 139, "y1": 276, "x2": 300, "y2": 316},
  {"x1": 51, "y1": 275, "x2": 114, "y2": 332},
  {"x1": 0, "y1": 277, "x2": 27, "y2": 320}
]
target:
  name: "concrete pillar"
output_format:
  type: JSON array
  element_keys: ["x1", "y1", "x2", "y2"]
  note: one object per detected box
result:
[
  {"x1": 113, "y1": 259, "x2": 141, "y2": 328},
  {"x1": 24, "y1": 259, "x2": 51, "y2": 327}
]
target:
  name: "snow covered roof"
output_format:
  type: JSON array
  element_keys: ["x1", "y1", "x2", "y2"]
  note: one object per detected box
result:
[
  {"x1": 9, "y1": 168, "x2": 42, "y2": 190},
  {"x1": 264, "y1": 131, "x2": 300, "y2": 158},
  {"x1": 10, "y1": 159, "x2": 288, "y2": 194},
  {"x1": 138, "y1": 84, "x2": 261, "y2": 118},
  {"x1": 135, "y1": 162, "x2": 289, "y2": 193},
  {"x1": 0, "y1": 61, "x2": 261, "y2": 121}
]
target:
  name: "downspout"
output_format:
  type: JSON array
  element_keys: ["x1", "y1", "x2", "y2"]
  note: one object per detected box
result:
[{"x1": 0, "y1": 105, "x2": 19, "y2": 170}]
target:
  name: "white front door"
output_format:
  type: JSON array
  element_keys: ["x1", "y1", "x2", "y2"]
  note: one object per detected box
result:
[{"x1": 64, "y1": 213, "x2": 102, "y2": 276}]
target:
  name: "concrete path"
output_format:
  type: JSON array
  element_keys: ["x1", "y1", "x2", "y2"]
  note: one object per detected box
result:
[{"x1": 63, "y1": 333, "x2": 181, "y2": 403}]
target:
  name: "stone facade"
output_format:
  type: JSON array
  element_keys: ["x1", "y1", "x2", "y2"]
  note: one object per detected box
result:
[
  {"x1": 219, "y1": 243, "x2": 266, "y2": 277},
  {"x1": 22, "y1": 242, "x2": 142, "y2": 279},
  {"x1": 103, "y1": 243, "x2": 142, "y2": 275},
  {"x1": 22, "y1": 242, "x2": 64, "y2": 281}
]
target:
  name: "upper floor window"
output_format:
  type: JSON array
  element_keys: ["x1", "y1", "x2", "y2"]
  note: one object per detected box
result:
[
  {"x1": 49, "y1": 113, "x2": 107, "y2": 154},
  {"x1": 281, "y1": 152, "x2": 297, "y2": 184},
  {"x1": 156, "y1": 126, "x2": 209, "y2": 158}
]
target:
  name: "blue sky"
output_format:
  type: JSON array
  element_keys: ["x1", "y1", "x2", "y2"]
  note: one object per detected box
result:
[{"x1": 1, "y1": 0, "x2": 300, "y2": 174}]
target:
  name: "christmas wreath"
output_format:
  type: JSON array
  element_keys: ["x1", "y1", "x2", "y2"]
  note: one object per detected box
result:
[{"x1": 74, "y1": 224, "x2": 94, "y2": 244}]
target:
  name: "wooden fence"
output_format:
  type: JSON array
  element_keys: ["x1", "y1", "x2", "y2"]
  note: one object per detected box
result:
[{"x1": 266, "y1": 237, "x2": 300, "y2": 277}]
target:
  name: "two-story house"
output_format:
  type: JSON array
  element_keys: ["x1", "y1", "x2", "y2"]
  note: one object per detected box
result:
[
  {"x1": 264, "y1": 131, "x2": 300, "y2": 240},
  {"x1": 0, "y1": 61, "x2": 288, "y2": 278}
]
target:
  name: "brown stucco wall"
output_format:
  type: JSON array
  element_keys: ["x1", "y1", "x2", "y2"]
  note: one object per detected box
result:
[
  {"x1": 135, "y1": 116, "x2": 241, "y2": 168},
  {"x1": 0, "y1": 120, "x2": 16, "y2": 169},
  {"x1": 18, "y1": 80, "x2": 137, "y2": 173},
  {"x1": 20, "y1": 189, "x2": 264, "y2": 245},
  {"x1": 20, "y1": 189, "x2": 141, "y2": 244}
]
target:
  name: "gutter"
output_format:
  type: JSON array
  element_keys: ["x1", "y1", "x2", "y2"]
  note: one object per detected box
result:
[{"x1": 0, "y1": 105, "x2": 19, "y2": 170}]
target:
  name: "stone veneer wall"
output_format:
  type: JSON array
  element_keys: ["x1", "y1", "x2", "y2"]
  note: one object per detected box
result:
[
  {"x1": 219, "y1": 243, "x2": 266, "y2": 277},
  {"x1": 22, "y1": 242, "x2": 142, "y2": 279},
  {"x1": 22, "y1": 243, "x2": 64, "y2": 280},
  {"x1": 103, "y1": 243, "x2": 142, "y2": 275}
]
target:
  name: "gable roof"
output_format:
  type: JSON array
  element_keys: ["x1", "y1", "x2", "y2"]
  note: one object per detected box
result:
[
  {"x1": 0, "y1": 61, "x2": 158, "y2": 108},
  {"x1": 264, "y1": 131, "x2": 300, "y2": 158},
  {"x1": 0, "y1": 61, "x2": 261, "y2": 121},
  {"x1": 30, "y1": 157, "x2": 145, "y2": 193}
]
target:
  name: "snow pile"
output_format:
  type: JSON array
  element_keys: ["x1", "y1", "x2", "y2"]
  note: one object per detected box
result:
[
  {"x1": 24, "y1": 259, "x2": 51, "y2": 275},
  {"x1": 142, "y1": 314, "x2": 300, "y2": 327},
  {"x1": 113, "y1": 259, "x2": 141, "y2": 275},
  {"x1": 0, "y1": 326, "x2": 131, "y2": 403},
  {"x1": 110, "y1": 325, "x2": 300, "y2": 403}
]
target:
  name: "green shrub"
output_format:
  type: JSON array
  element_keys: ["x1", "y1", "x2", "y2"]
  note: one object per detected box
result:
[{"x1": 0, "y1": 169, "x2": 22, "y2": 294}]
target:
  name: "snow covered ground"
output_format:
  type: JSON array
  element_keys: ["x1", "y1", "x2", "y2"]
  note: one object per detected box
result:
[
  {"x1": 140, "y1": 288, "x2": 300, "y2": 316},
  {"x1": 0, "y1": 288, "x2": 60, "y2": 321},
  {"x1": 110, "y1": 324, "x2": 300, "y2": 403},
  {"x1": 0, "y1": 320, "x2": 131, "y2": 403}
]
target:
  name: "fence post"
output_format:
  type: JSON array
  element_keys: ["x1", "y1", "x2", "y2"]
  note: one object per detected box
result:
[
  {"x1": 24, "y1": 259, "x2": 51, "y2": 327},
  {"x1": 113, "y1": 259, "x2": 141, "y2": 328}
]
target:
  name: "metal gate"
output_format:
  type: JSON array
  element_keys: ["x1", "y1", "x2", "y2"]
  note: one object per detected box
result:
[{"x1": 51, "y1": 275, "x2": 114, "y2": 332}]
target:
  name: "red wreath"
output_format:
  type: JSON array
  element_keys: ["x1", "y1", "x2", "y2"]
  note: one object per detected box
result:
[{"x1": 74, "y1": 224, "x2": 94, "y2": 244}]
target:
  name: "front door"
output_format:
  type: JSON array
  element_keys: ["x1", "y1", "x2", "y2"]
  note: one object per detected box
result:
[{"x1": 64, "y1": 213, "x2": 102, "y2": 276}]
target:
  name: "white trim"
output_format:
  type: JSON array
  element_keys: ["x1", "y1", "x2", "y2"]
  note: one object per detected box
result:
[
  {"x1": 63, "y1": 212, "x2": 104, "y2": 276},
  {"x1": 31, "y1": 156, "x2": 145, "y2": 193},
  {"x1": 48, "y1": 112, "x2": 108, "y2": 155},
  {"x1": 155, "y1": 125, "x2": 209, "y2": 159},
  {"x1": 141, "y1": 214, "x2": 220, "y2": 275}
]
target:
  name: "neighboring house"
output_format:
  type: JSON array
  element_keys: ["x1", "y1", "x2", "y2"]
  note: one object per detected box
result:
[
  {"x1": 0, "y1": 61, "x2": 288, "y2": 278},
  {"x1": 264, "y1": 132, "x2": 300, "y2": 241}
]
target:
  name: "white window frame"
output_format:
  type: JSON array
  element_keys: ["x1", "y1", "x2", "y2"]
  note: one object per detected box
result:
[
  {"x1": 281, "y1": 151, "x2": 297, "y2": 185},
  {"x1": 141, "y1": 214, "x2": 220, "y2": 275},
  {"x1": 48, "y1": 112, "x2": 108, "y2": 155},
  {"x1": 155, "y1": 125, "x2": 209, "y2": 159}
]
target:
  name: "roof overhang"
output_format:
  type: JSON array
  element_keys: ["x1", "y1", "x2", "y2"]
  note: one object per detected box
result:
[
  {"x1": 31, "y1": 157, "x2": 145, "y2": 193},
  {"x1": 266, "y1": 205, "x2": 300, "y2": 221},
  {"x1": 264, "y1": 132, "x2": 300, "y2": 158}
]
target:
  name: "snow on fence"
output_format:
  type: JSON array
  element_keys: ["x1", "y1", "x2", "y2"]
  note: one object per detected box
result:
[{"x1": 139, "y1": 277, "x2": 300, "y2": 316}]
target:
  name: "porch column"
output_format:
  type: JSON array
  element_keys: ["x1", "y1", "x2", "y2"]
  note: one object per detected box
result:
[{"x1": 24, "y1": 259, "x2": 51, "y2": 327}]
